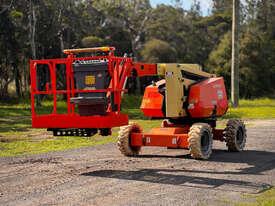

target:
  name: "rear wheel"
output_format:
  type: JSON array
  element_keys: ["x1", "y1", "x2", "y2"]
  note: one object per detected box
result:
[
  {"x1": 188, "y1": 123, "x2": 213, "y2": 160},
  {"x1": 117, "y1": 122, "x2": 142, "y2": 156},
  {"x1": 224, "y1": 119, "x2": 246, "y2": 152}
]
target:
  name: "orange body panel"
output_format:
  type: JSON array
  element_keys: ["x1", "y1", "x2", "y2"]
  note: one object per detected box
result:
[
  {"x1": 188, "y1": 77, "x2": 228, "y2": 118},
  {"x1": 131, "y1": 127, "x2": 190, "y2": 148},
  {"x1": 140, "y1": 86, "x2": 164, "y2": 117}
]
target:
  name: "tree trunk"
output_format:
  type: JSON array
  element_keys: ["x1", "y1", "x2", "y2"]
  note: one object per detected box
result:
[
  {"x1": 13, "y1": 62, "x2": 21, "y2": 98},
  {"x1": 57, "y1": 7, "x2": 65, "y2": 57},
  {"x1": 29, "y1": 0, "x2": 37, "y2": 59},
  {"x1": 29, "y1": 0, "x2": 39, "y2": 105}
]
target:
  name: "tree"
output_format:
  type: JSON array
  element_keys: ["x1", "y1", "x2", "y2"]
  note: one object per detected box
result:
[
  {"x1": 1, "y1": 0, "x2": 275, "y2": 99},
  {"x1": 92, "y1": 0, "x2": 152, "y2": 57},
  {"x1": 244, "y1": 0, "x2": 258, "y2": 22},
  {"x1": 212, "y1": 0, "x2": 232, "y2": 14},
  {"x1": 0, "y1": 8, "x2": 21, "y2": 98},
  {"x1": 207, "y1": 29, "x2": 275, "y2": 99},
  {"x1": 145, "y1": 5, "x2": 186, "y2": 59},
  {"x1": 140, "y1": 39, "x2": 177, "y2": 63},
  {"x1": 206, "y1": 32, "x2": 231, "y2": 93},
  {"x1": 255, "y1": 0, "x2": 275, "y2": 37},
  {"x1": 81, "y1": 36, "x2": 104, "y2": 47},
  {"x1": 240, "y1": 30, "x2": 275, "y2": 98}
]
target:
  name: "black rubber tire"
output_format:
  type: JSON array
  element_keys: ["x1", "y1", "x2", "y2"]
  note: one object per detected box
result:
[
  {"x1": 188, "y1": 123, "x2": 213, "y2": 160},
  {"x1": 224, "y1": 119, "x2": 246, "y2": 152},
  {"x1": 117, "y1": 122, "x2": 142, "y2": 156}
]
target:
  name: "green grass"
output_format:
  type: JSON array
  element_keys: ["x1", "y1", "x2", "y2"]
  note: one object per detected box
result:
[
  {"x1": 0, "y1": 96, "x2": 275, "y2": 157},
  {"x1": 233, "y1": 188, "x2": 275, "y2": 206},
  {"x1": 0, "y1": 118, "x2": 161, "y2": 157},
  {"x1": 225, "y1": 99, "x2": 275, "y2": 119},
  {"x1": 121, "y1": 95, "x2": 145, "y2": 119},
  {"x1": 0, "y1": 135, "x2": 116, "y2": 157}
]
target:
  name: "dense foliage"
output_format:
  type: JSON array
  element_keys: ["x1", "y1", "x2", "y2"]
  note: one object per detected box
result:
[{"x1": 0, "y1": 0, "x2": 274, "y2": 99}]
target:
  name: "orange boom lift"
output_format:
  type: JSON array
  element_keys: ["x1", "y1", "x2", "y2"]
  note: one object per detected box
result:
[{"x1": 30, "y1": 47, "x2": 246, "y2": 159}]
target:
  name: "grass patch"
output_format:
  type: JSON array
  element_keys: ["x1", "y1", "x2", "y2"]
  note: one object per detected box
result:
[
  {"x1": 122, "y1": 95, "x2": 145, "y2": 119},
  {"x1": 233, "y1": 188, "x2": 275, "y2": 206},
  {"x1": 0, "y1": 135, "x2": 117, "y2": 157},
  {"x1": 0, "y1": 103, "x2": 31, "y2": 135},
  {"x1": 225, "y1": 99, "x2": 275, "y2": 119},
  {"x1": 0, "y1": 96, "x2": 275, "y2": 157},
  {"x1": 0, "y1": 119, "x2": 161, "y2": 157}
]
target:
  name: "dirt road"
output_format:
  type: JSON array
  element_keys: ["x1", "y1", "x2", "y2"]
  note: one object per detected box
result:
[{"x1": 1, "y1": 120, "x2": 275, "y2": 206}]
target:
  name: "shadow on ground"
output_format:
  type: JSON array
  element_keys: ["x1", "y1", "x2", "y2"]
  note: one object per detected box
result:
[
  {"x1": 133, "y1": 149, "x2": 275, "y2": 175},
  {"x1": 82, "y1": 150, "x2": 275, "y2": 193}
]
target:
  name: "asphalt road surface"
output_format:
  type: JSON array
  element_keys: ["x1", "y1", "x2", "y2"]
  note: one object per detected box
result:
[{"x1": 1, "y1": 120, "x2": 275, "y2": 206}]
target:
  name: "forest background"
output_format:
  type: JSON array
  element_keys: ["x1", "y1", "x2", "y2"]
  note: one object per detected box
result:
[{"x1": 0, "y1": 0, "x2": 274, "y2": 100}]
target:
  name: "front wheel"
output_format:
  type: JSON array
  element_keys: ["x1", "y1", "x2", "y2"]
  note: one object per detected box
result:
[
  {"x1": 117, "y1": 122, "x2": 142, "y2": 156},
  {"x1": 188, "y1": 123, "x2": 213, "y2": 160},
  {"x1": 224, "y1": 119, "x2": 246, "y2": 152}
]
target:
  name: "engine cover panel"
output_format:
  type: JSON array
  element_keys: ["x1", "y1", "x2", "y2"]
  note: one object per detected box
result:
[{"x1": 188, "y1": 77, "x2": 228, "y2": 118}]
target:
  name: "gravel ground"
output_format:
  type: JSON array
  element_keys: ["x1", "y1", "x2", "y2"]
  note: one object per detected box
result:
[{"x1": 0, "y1": 119, "x2": 275, "y2": 206}]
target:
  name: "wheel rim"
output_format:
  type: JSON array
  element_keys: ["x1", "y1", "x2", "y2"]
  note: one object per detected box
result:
[
  {"x1": 236, "y1": 126, "x2": 244, "y2": 146},
  {"x1": 201, "y1": 131, "x2": 210, "y2": 153}
]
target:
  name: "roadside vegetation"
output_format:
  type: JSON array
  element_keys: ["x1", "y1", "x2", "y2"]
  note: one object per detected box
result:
[
  {"x1": 231, "y1": 188, "x2": 275, "y2": 206},
  {"x1": 0, "y1": 97, "x2": 275, "y2": 157},
  {"x1": 226, "y1": 98, "x2": 275, "y2": 119}
]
